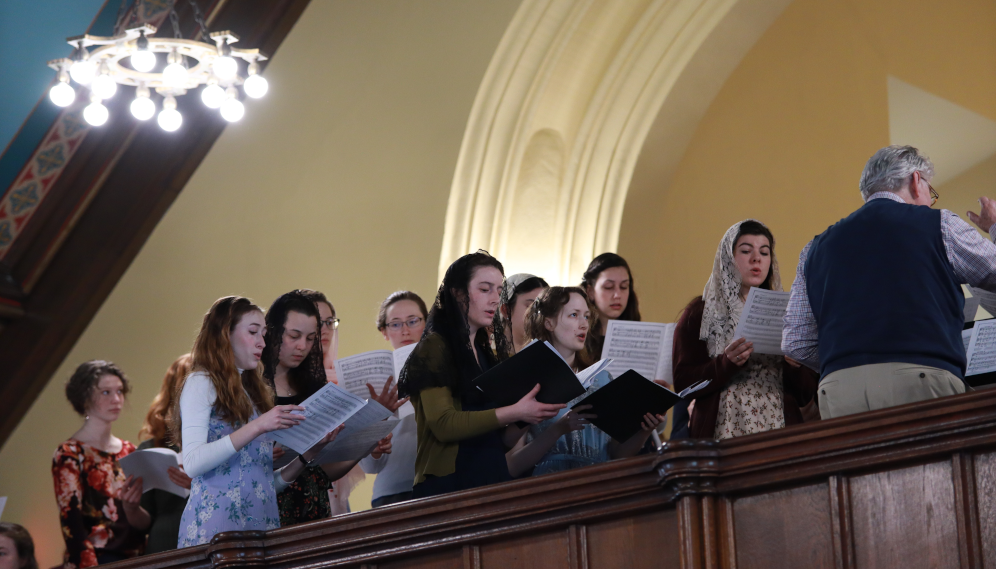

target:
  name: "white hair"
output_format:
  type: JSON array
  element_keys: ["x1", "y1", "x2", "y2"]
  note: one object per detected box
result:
[{"x1": 858, "y1": 145, "x2": 934, "y2": 201}]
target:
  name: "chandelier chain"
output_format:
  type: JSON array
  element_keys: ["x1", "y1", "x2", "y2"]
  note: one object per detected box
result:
[
  {"x1": 187, "y1": 0, "x2": 210, "y2": 40},
  {"x1": 112, "y1": 0, "x2": 129, "y2": 35},
  {"x1": 169, "y1": 8, "x2": 182, "y2": 39}
]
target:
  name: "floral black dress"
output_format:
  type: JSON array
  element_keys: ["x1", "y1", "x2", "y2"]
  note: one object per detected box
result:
[
  {"x1": 275, "y1": 394, "x2": 333, "y2": 526},
  {"x1": 52, "y1": 440, "x2": 144, "y2": 568}
]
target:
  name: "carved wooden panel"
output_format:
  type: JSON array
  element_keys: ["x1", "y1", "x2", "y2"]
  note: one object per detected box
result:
[
  {"x1": 377, "y1": 547, "x2": 465, "y2": 569},
  {"x1": 479, "y1": 530, "x2": 570, "y2": 569},
  {"x1": 849, "y1": 462, "x2": 960, "y2": 569},
  {"x1": 586, "y1": 509, "x2": 680, "y2": 569},
  {"x1": 732, "y1": 483, "x2": 834, "y2": 569},
  {"x1": 974, "y1": 451, "x2": 996, "y2": 569}
]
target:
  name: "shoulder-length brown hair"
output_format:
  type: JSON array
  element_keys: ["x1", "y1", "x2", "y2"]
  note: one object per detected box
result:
[
  {"x1": 524, "y1": 286, "x2": 593, "y2": 369},
  {"x1": 169, "y1": 297, "x2": 274, "y2": 438},
  {"x1": 140, "y1": 354, "x2": 192, "y2": 447}
]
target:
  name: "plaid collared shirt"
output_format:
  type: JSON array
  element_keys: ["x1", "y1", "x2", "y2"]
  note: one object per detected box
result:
[{"x1": 782, "y1": 191, "x2": 996, "y2": 371}]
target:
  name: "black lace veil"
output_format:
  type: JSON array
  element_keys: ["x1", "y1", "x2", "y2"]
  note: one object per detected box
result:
[{"x1": 399, "y1": 250, "x2": 511, "y2": 398}]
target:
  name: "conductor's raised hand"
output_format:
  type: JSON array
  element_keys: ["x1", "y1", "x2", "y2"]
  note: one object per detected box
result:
[
  {"x1": 511, "y1": 384, "x2": 565, "y2": 425},
  {"x1": 254, "y1": 404, "x2": 306, "y2": 434},
  {"x1": 367, "y1": 376, "x2": 410, "y2": 413},
  {"x1": 724, "y1": 337, "x2": 753, "y2": 367},
  {"x1": 968, "y1": 196, "x2": 996, "y2": 233}
]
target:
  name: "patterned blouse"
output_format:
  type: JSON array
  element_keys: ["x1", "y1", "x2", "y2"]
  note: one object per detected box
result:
[
  {"x1": 52, "y1": 439, "x2": 144, "y2": 568},
  {"x1": 275, "y1": 394, "x2": 333, "y2": 525}
]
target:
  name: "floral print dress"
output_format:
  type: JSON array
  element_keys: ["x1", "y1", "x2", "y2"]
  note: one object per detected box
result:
[
  {"x1": 178, "y1": 407, "x2": 280, "y2": 547},
  {"x1": 52, "y1": 439, "x2": 144, "y2": 568}
]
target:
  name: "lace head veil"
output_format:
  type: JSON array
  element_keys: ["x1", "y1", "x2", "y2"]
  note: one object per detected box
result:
[{"x1": 699, "y1": 220, "x2": 781, "y2": 358}]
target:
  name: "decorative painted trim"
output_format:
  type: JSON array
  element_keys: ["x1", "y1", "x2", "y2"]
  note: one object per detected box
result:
[
  {"x1": 0, "y1": 0, "x2": 174, "y2": 259},
  {"x1": 439, "y1": 0, "x2": 792, "y2": 284}
]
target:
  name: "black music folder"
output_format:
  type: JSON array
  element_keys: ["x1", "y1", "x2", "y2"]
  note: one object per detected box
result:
[
  {"x1": 474, "y1": 340, "x2": 587, "y2": 406},
  {"x1": 572, "y1": 370, "x2": 708, "y2": 441}
]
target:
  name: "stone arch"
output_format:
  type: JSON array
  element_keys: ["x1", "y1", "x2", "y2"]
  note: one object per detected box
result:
[{"x1": 440, "y1": 0, "x2": 793, "y2": 283}]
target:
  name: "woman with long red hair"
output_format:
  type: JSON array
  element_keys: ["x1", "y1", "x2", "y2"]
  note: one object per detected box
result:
[
  {"x1": 136, "y1": 354, "x2": 192, "y2": 554},
  {"x1": 170, "y1": 296, "x2": 341, "y2": 547}
]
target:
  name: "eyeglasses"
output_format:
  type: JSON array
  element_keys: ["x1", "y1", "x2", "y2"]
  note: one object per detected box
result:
[
  {"x1": 385, "y1": 317, "x2": 424, "y2": 331},
  {"x1": 320, "y1": 317, "x2": 340, "y2": 330},
  {"x1": 916, "y1": 173, "x2": 939, "y2": 207}
]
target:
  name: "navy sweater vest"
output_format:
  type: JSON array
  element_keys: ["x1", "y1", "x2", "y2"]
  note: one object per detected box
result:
[{"x1": 805, "y1": 198, "x2": 965, "y2": 379}]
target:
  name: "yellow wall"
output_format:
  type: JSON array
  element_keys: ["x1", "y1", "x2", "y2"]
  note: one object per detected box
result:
[
  {"x1": 0, "y1": 1, "x2": 520, "y2": 566},
  {"x1": 621, "y1": 0, "x2": 996, "y2": 323}
]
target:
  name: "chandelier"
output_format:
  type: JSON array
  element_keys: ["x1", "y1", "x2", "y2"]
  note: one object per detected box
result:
[{"x1": 46, "y1": 8, "x2": 268, "y2": 132}]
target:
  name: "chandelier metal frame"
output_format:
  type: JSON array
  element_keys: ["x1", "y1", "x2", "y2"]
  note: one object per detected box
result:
[{"x1": 46, "y1": 9, "x2": 270, "y2": 131}]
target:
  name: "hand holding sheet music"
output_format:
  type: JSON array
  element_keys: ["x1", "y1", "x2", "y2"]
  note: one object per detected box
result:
[
  {"x1": 335, "y1": 350, "x2": 395, "y2": 399},
  {"x1": 601, "y1": 321, "x2": 676, "y2": 383},
  {"x1": 269, "y1": 381, "x2": 367, "y2": 454},
  {"x1": 732, "y1": 287, "x2": 791, "y2": 355},
  {"x1": 117, "y1": 448, "x2": 190, "y2": 498}
]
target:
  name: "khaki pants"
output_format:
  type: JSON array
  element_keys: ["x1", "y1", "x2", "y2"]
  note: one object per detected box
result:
[{"x1": 818, "y1": 362, "x2": 966, "y2": 420}]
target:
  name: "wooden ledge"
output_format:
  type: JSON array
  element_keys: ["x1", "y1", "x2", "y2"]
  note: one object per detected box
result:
[{"x1": 105, "y1": 387, "x2": 996, "y2": 568}]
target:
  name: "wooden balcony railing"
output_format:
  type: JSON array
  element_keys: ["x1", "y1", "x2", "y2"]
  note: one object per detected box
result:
[{"x1": 109, "y1": 386, "x2": 996, "y2": 569}]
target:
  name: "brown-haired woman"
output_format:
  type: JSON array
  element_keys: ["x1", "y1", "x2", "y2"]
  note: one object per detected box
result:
[
  {"x1": 359, "y1": 290, "x2": 429, "y2": 507},
  {"x1": 399, "y1": 251, "x2": 565, "y2": 498},
  {"x1": 136, "y1": 354, "x2": 192, "y2": 554},
  {"x1": 505, "y1": 287, "x2": 662, "y2": 477},
  {"x1": 52, "y1": 360, "x2": 149, "y2": 567},
  {"x1": 0, "y1": 522, "x2": 39, "y2": 569},
  {"x1": 171, "y1": 296, "x2": 341, "y2": 547},
  {"x1": 580, "y1": 253, "x2": 642, "y2": 361},
  {"x1": 673, "y1": 221, "x2": 818, "y2": 439}
]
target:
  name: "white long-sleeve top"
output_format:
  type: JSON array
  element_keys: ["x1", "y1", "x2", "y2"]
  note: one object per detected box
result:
[
  {"x1": 179, "y1": 371, "x2": 290, "y2": 492},
  {"x1": 358, "y1": 403, "x2": 417, "y2": 500}
]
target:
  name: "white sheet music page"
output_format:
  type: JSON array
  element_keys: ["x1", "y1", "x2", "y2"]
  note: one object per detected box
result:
[
  {"x1": 393, "y1": 342, "x2": 418, "y2": 379},
  {"x1": 314, "y1": 418, "x2": 400, "y2": 463},
  {"x1": 335, "y1": 350, "x2": 395, "y2": 398},
  {"x1": 117, "y1": 447, "x2": 189, "y2": 498},
  {"x1": 732, "y1": 287, "x2": 791, "y2": 355},
  {"x1": 968, "y1": 286, "x2": 996, "y2": 318},
  {"x1": 964, "y1": 295, "x2": 981, "y2": 322},
  {"x1": 601, "y1": 321, "x2": 676, "y2": 382},
  {"x1": 269, "y1": 381, "x2": 367, "y2": 454},
  {"x1": 312, "y1": 400, "x2": 393, "y2": 463},
  {"x1": 966, "y1": 320, "x2": 996, "y2": 376}
]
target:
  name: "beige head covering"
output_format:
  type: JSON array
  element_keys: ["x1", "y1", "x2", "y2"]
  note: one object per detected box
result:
[{"x1": 699, "y1": 220, "x2": 782, "y2": 358}]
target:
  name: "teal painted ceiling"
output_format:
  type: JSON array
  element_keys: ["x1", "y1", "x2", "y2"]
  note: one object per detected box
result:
[{"x1": 0, "y1": 0, "x2": 109, "y2": 155}]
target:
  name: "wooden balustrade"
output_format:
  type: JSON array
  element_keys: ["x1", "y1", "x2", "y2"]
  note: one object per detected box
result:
[{"x1": 110, "y1": 387, "x2": 996, "y2": 569}]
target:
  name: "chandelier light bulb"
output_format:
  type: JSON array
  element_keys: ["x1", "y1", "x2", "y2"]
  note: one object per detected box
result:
[
  {"x1": 131, "y1": 32, "x2": 156, "y2": 72},
  {"x1": 158, "y1": 95, "x2": 182, "y2": 131},
  {"x1": 131, "y1": 50, "x2": 156, "y2": 73},
  {"x1": 220, "y1": 87, "x2": 244, "y2": 122},
  {"x1": 130, "y1": 87, "x2": 155, "y2": 121},
  {"x1": 243, "y1": 74, "x2": 268, "y2": 99},
  {"x1": 83, "y1": 98, "x2": 108, "y2": 126},
  {"x1": 49, "y1": 74, "x2": 75, "y2": 107},
  {"x1": 163, "y1": 50, "x2": 188, "y2": 88},
  {"x1": 213, "y1": 56, "x2": 238, "y2": 81},
  {"x1": 201, "y1": 82, "x2": 225, "y2": 108},
  {"x1": 69, "y1": 59, "x2": 95, "y2": 85},
  {"x1": 91, "y1": 72, "x2": 117, "y2": 100}
]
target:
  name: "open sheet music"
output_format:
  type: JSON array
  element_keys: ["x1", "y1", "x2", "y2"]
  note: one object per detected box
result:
[
  {"x1": 732, "y1": 287, "x2": 791, "y2": 355},
  {"x1": 393, "y1": 342, "x2": 418, "y2": 378},
  {"x1": 117, "y1": 447, "x2": 189, "y2": 498},
  {"x1": 968, "y1": 286, "x2": 996, "y2": 318},
  {"x1": 335, "y1": 350, "x2": 395, "y2": 398},
  {"x1": 601, "y1": 321, "x2": 676, "y2": 383},
  {"x1": 966, "y1": 319, "x2": 996, "y2": 376},
  {"x1": 269, "y1": 381, "x2": 367, "y2": 454},
  {"x1": 964, "y1": 295, "x2": 981, "y2": 322},
  {"x1": 313, "y1": 417, "x2": 399, "y2": 463}
]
